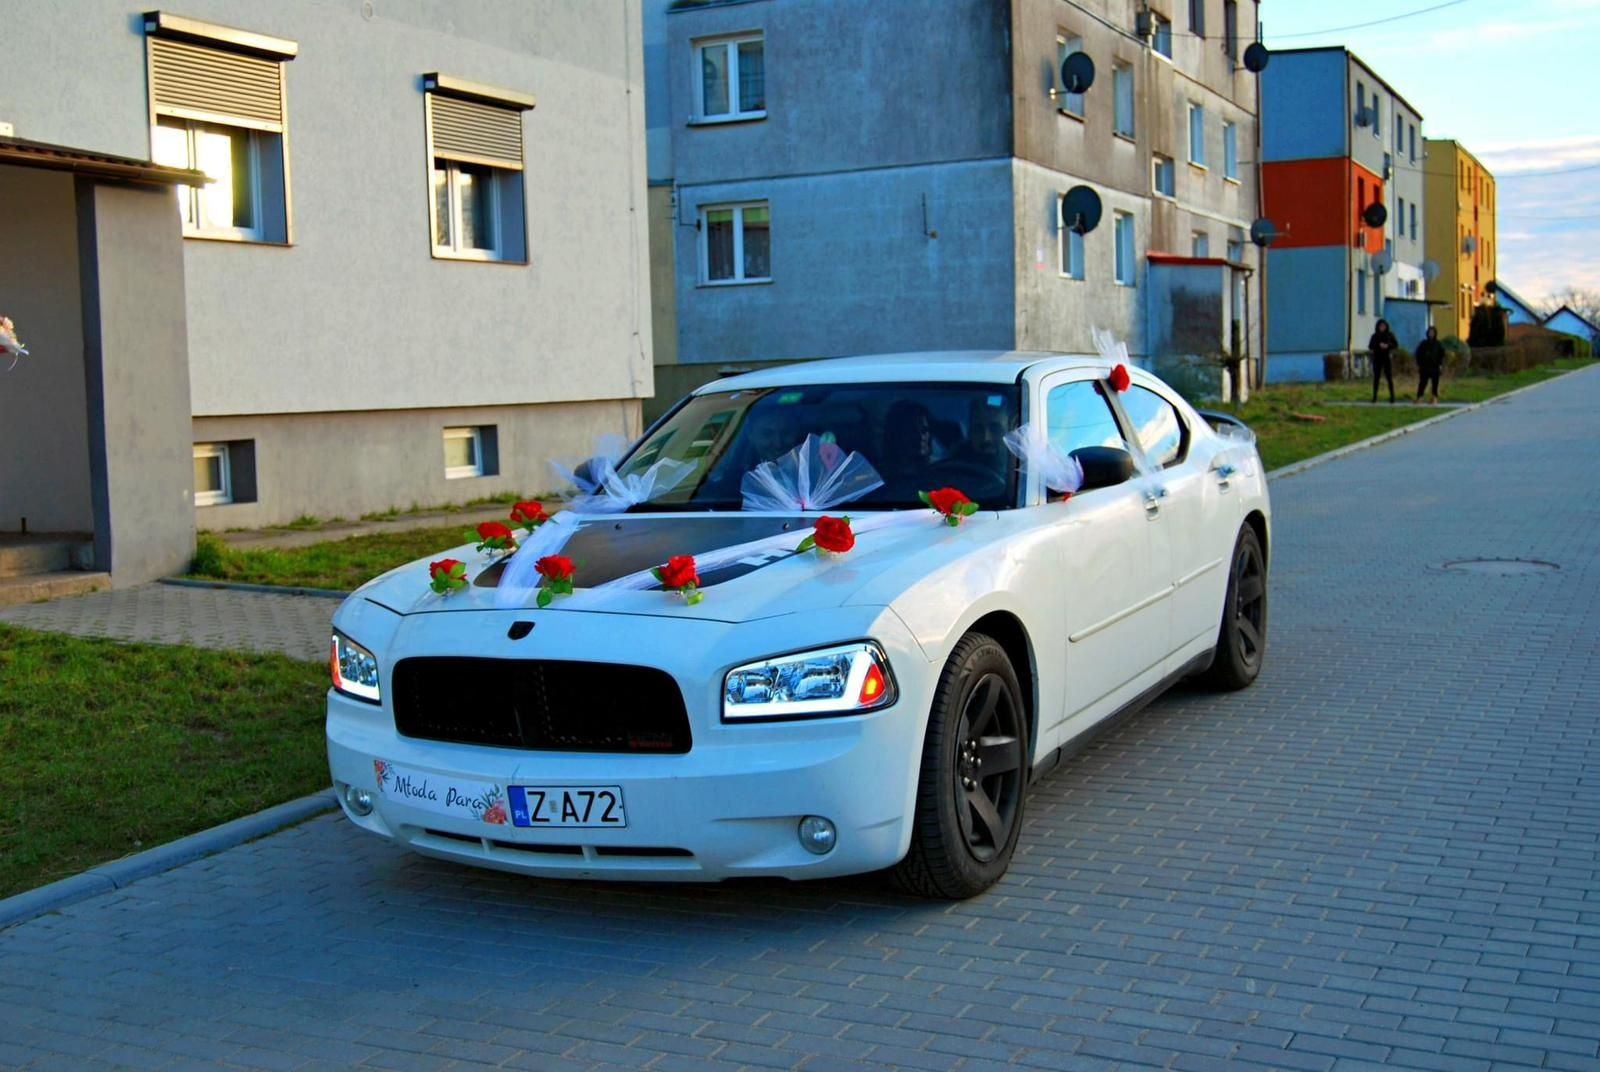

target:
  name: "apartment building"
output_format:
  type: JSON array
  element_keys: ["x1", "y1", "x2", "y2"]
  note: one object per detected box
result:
[{"x1": 1424, "y1": 138, "x2": 1496, "y2": 341}]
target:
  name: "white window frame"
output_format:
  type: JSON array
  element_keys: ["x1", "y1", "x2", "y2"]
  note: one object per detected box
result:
[
  {"x1": 1188, "y1": 103, "x2": 1206, "y2": 167},
  {"x1": 432, "y1": 160, "x2": 504, "y2": 261},
  {"x1": 699, "y1": 201, "x2": 771, "y2": 285},
  {"x1": 693, "y1": 33, "x2": 766, "y2": 123},
  {"x1": 1152, "y1": 153, "x2": 1175, "y2": 199},
  {"x1": 1056, "y1": 35, "x2": 1086, "y2": 118},
  {"x1": 155, "y1": 118, "x2": 265, "y2": 241},
  {"x1": 193, "y1": 443, "x2": 233, "y2": 506},
  {"x1": 1058, "y1": 197, "x2": 1085, "y2": 280},
  {"x1": 1112, "y1": 63, "x2": 1135, "y2": 139},
  {"x1": 443, "y1": 426, "x2": 484, "y2": 480},
  {"x1": 1223, "y1": 122, "x2": 1238, "y2": 181},
  {"x1": 1114, "y1": 211, "x2": 1136, "y2": 287}
]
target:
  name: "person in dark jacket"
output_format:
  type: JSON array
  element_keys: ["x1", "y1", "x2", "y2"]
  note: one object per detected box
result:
[
  {"x1": 1368, "y1": 319, "x2": 1398, "y2": 403},
  {"x1": 1415, "y1": 325, "x2": 1445, "y2": 404}
]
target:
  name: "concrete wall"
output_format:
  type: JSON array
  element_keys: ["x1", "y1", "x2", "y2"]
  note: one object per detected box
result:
[
  {"x1": 0, "y1": 167, "x2": 95, "y2": 535},
  {"x1": 3, "y1": 0, "x2": 653, "y2": 418},
  {"x1": 78, "y1": 180, "x2": 195, "y2": 584},
  {"x1": 665, "y1": 0, "x2": 1010, "y2": 188},
  {"x1": 647, "y1": 183, "x2": 679, "y2": 368},
  {"x1": 675, "y1": 159, "x2": 1017, "y2": 366},
  {"x1": 193, "y1": 397, "x2": 641, "y2": 530},
  {"x1": 1012, "y1": 160, "x2": 1144, "y2": 354},
  {"x1": 1261, "y1": 50, "x2": 1346, "y2": 163}
]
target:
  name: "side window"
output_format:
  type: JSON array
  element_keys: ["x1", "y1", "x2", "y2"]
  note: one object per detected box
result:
[
  {"x1": 1121, "y1": 386, "x2": 1186, "y2": 468},
  {"x1": 1046, "y1": 381, "x2": 1126, "y2": 457}
]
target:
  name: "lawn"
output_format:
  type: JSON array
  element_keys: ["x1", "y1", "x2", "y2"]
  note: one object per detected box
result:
[
  {"x1": 190, "y1": 523, "x2": 472, "y2": 592},
  {"x1": 0, "y1": 625, "x2": 330, "y2": 898}
]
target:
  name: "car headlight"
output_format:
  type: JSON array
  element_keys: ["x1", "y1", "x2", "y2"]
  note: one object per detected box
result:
[
  {"x1": 723, "y1": 642, "x2": 896, "y2": 722},
  {"x1": 331, "y1": 629, "x2": 381, "y2": 704}
]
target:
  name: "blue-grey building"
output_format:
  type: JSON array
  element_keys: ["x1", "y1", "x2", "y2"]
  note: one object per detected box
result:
[{"x1": 646, "y1": 0, "x2": 1264, "y2": 414}]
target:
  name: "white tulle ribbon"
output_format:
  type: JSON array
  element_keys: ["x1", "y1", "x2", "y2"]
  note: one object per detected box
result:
[
  {"x1": 740, "y1": 434, "x2": 885, "y2": 512},
  {"x1": 1091, "y1": 326, "x2": 1130, "y2": 365},
  {"x1": 1003, "y1": 424, "x2": 1084, "y2": 497},
  {"x1": 551, "y1": 452, "x2": 694, "y2": 515}
]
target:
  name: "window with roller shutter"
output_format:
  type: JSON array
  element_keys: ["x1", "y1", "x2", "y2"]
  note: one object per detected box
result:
[{"x1": 423, "y1": 74, "x2": 535, "y2": 264}]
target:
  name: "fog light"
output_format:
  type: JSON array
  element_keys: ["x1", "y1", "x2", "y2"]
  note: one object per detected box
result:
[
  {"x1": 344, "y1": 785, "x2": 374, "y2": 816},
  {"x1": 798, "y1": 816, "x2": 836, "y2": 856}
]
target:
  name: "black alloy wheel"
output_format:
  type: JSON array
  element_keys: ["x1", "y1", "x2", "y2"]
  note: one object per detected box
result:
[
  {"x1": 1204, "y1": 524, "x2": 1268, "y2": 690},
  {"x1": 894, "y1": 632, "x2": 1028, "y2": 899}
]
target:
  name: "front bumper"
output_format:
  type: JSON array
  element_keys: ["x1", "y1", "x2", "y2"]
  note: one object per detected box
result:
[{"x1": 326, "y1": 603, "x2": 933, "y2": 882}]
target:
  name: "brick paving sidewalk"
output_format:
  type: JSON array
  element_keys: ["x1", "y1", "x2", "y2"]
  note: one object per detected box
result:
[{"x1": 1, "y1": 367, "x2": 1597, "y2": 1071}]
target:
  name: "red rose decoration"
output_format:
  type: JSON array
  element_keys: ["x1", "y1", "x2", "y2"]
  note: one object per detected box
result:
[
  {"x1": 428, "y1": 558, "x2": 468, "y2": 595},
  {"x1": 534, "y1": 554, "x2": 577, "y2": 608},
  {"x1": 510, "y1": 500, "x2": 549, "y2": 532},
  {"x1": 921, "y1": 487, "x2": 979, "y2": 527},
  {"x1": 473, "y1": 520, "x2": 518, "y2": 556},
  {"x1": 482, "y1": 801, "x2": 508, "y2": 825},
  {"x1": 652, "y1": 554, "x2": 704, "y2": 605},
  {"x1": 798, "y1": 515, "x2": 855, "y2": 555},
  {"x1": 1109, "y1": 364, "x2": 1131, "y2": 393}
]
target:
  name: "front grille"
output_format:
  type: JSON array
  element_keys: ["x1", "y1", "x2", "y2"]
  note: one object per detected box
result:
[{"x1": 392, "y1": 657, "x2": 692, "y2": 754}]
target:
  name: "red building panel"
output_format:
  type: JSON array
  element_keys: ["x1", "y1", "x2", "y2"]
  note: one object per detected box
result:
[{"x1": 1263, "y1": 158, "x2": 1386, "y2": 254}]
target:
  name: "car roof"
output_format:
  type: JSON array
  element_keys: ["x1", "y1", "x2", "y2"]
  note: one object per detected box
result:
[{"x1": 696, "y1": 350, "x2": 1113, "y2": 392}]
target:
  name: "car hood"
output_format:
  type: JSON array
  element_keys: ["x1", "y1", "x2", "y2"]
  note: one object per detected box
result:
[{"x1": 353, "y1": 511, "x2": 1021, "y2": 624}]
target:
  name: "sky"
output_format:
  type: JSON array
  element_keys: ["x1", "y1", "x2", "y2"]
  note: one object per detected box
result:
[{"x1": 1262, "y1": 0, "x2": 1600, "y2": 307}]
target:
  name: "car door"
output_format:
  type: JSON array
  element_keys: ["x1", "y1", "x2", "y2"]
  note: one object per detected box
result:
[
  {"x1": 1116, "y1": 385, "x2": 1238, "y2": 663},
  {"x1": 1035, "y1": 373, "x2": 1174, "y2": 747}
]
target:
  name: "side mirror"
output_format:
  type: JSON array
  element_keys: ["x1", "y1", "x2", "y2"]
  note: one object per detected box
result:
[{"x1": 1069, "y1": 446, "x2": 1137, "y2": 492}]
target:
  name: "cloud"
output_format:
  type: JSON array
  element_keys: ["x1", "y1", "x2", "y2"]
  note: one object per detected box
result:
[{"x1": 1477, "y1": 134, "x2": 1600, "y2": 173}]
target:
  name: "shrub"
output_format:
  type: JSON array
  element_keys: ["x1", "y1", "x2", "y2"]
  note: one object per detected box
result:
[
  {"x1": 1441, "y1": 335, "x2": 1470, "y2": 374},
  {"x1": 1468, "y1": 304, "x2": 1507, "y2": 347}
]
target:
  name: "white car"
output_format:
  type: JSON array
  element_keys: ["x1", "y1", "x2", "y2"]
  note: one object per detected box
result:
[{"x1": 326, "y1": 351, "x2": 1270, "y2": 898}]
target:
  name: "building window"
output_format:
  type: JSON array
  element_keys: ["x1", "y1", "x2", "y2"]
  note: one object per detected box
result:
[
  {"x1": 1192, "y1": 231, "x2": 1210, "y2": 258},
  {"x1": 701, "y1": 202, "x2": 771, "y2": 284},
  {"x1": 1371, "y1": 97, "x2": 1381, "y2": 138},
  {"x1": 1224, "y1": 0, "x2": 1239, "y2": 60},
  {"x1": 1227, "y1": 238, "x2": 1244, "y2": 263},
  {"x1": 1152, "y1": 154, "x2": 1175, "y2": 198},
  {"x1": 444, "y1": 425, "x2": 499, "y2": 479},
  {"x1": 1409, "y1": 123, "x2": 1417, "y2": 163},
  {"x1": 1152, "y1": 14, "x2": 1173, "y2": 58},
  {"x1": 1114, "y1": 211, "x2": 1136, "y2": 286},
  {"x1": 1223, "y1": 122, "x2": 1238, "y2": 180},
  {"x1": 1189, "y1": 0, "x2": 1206, "y2": 38},
  {"x1": 1188, "y1": 103, "x2": 1206, "y2": 166},
  {"x1": 1356, "y1": 83, "x2": 1366, "y2": 128},
  {"x1": 1058, "y1": 198, "x2": 1085, "y2": 280},
  {"x1": 1375, "y1": 272, "x2": 1383, "y2": 316},
  {"x1": 1112, "y1": 64, "x2": 1135, "y2": 137},
  {"x1": 1057, "y1": 35, "x2": 1086, "y2": 118},
  {"x1": 1357, "y1": 269, "x2": 1367, "y2": 315},
  {"x1": 424, "y1": 76, "x2": 534, "y2": 263},
  {"x1": 144, "y1": 16, "x2": 294, "y2": 243},
  {"x1": 1410, "y1": 202, "x2": 1417, "y2": 240},
  {"x1": 193, "y1": 443, "x2": 232, "y2": 506},
  {"x1": 694, "y1": 34, "x2": 765, "y2": 121},
  {"x1": 1398, "y1": 196, "x2": 1407, "y2": 237}
]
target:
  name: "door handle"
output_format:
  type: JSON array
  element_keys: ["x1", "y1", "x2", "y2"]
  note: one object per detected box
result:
[{"x1": 1143, "y1": 486, "x2": 1167, "y2": 516}]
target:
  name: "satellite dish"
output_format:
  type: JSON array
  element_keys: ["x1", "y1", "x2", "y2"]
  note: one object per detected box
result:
[
  {"x1": 1362, "y1": 202, "x2": 1388, "y2": 228},
  {"x1": 1249, "y1": 218, "x2": 1277, "y2": 247},
  {"x1": 1354, "y1": 106, "x2": 1373, "y2": 128},
  {"x1": 1421, "y1": 259, "x2": 1440, "y2": 282},
  {"x1": 1061, "y1": 185, "x2": 1103, "y2": 235},
  {"x1": 1061, "y1": 51, "x2": 1095, "y2": 95},
  {"x1": 1243, "y1": 42, "x2": 1270, "y2": 73},
  {"x1": 1372, "y1": 250, "x2": 1393, "y2": 275}
]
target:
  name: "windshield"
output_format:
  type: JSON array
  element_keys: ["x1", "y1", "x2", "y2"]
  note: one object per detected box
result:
[{"x1": 619, "y1": 381, "x2": 1022, "y2": 511}]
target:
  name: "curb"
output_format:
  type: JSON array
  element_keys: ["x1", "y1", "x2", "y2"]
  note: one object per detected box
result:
[
  {"x1": 160, "y1": 576, "x2": 350, "y2": 600},
  {"x1": 0, "y1": 790, "x2": 338, "y2": 932},
  {"x1": 1267, "y1": 366, "x2": 1587, "y2": 482}
]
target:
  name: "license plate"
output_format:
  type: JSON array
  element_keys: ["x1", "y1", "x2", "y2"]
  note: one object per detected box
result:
[{"x1": 509, "y1": 785, "x2": 627, "y2": 828}]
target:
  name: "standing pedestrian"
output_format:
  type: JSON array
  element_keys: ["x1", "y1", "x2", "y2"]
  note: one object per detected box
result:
[
  {"x1": 1368, "y1": 318, "x2": 1398, "y2": 403},
  {"x1": 1415, "y1": 325, "x2": 1445, "y2": 404}
]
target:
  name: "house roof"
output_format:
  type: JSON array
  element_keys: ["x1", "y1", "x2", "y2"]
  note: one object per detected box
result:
[
  {"x1": 1544, "y1": 305, "x2": 1600, "y2": 334},
  {"x1": 0, "y1": 136, "x2": 208, "y2": 187},
  {"x1": 1493, "y1": 281, "x2": 1539, "y2": 317}
]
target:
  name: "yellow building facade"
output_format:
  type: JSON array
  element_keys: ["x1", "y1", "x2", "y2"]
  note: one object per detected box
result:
[{"x1": 1424, "y1": 139, "x2": 1497, "y2": 340}]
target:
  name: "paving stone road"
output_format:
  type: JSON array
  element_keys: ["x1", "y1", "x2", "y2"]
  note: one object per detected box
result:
[{"x1": 3, "y1": 368, "x2": 1598, "y2": 1071}]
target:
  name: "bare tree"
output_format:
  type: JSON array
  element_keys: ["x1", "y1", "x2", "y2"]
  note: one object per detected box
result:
[{"x1": 1537, "y1": 286, "x2": 1600, "y2": 328}]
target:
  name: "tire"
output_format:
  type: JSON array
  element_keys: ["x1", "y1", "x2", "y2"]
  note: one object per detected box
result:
[
  {"x1": 892, "y1": 632, "x2": 1028, "y2": 899},
  {"x1": 1203, "y1": 524, "x2": 1268, "y2": 690}
]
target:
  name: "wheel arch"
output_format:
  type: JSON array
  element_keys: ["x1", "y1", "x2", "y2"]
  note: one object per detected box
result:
[
  {"x1": 965, "y1": 610, "x2": 1039, "y2": 762},
  {"x1": 1244, "y1": 508, "x2": 1269, "y2": 567}
]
